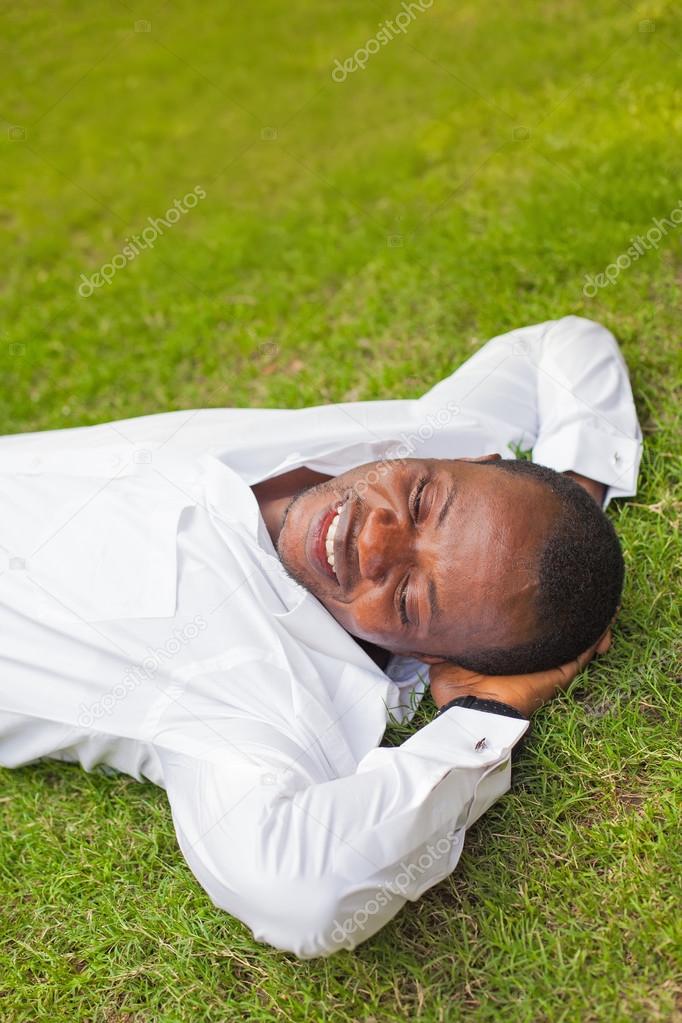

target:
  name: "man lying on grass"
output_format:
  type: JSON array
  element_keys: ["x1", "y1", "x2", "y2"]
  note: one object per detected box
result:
[{"x1": 0, "y1": 316, "x2": 641, "y2": 957}]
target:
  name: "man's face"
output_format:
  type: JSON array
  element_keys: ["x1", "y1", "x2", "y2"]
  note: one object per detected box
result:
[{"x1": 277, "y1": 457, "x2": 558, "y2": 662}]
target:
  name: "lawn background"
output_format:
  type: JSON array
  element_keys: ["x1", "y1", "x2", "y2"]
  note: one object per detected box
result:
[{"x1": 1, "y1": 1, "x2": 681, "y2": 1021}]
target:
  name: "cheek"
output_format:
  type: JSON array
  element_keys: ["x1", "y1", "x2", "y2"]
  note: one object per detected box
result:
[{"x1": 327, "y1": 588, "x2": 393, "y2": 644}]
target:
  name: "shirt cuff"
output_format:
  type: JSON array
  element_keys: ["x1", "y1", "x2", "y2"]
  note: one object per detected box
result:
[
  {"x1": 399, "y1": 707, "x2": 529, "y2": 828},
  {"x1": 533, "y1": 421, "x2": 642, "y2": 506},
  {"x1": 401, "y1": 705, "x2": 529, "y2": 766}
]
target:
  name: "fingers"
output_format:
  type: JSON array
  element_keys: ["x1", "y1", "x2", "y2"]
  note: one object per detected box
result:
[
  {"x1": 553, "y1": 659, "x2": 580, "y2": 690},
  {"x1": 558, "y1": 627, "x2": 613, "y2": 684},
  {"x1": 557, "y1": 645, "x2": 597, "y2": 685},
  {"x1": 596, "y1": 626, "x2": 612, "y2": 655}
]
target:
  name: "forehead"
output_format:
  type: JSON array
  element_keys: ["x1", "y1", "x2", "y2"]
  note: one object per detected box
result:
[{"x1": 420, "y1": 465, "x2": 558, "y2": 654}]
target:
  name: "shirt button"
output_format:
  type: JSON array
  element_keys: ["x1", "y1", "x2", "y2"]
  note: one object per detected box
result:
[{"x1": 611, "y1": 451, "x2": 622, "y2": 465}]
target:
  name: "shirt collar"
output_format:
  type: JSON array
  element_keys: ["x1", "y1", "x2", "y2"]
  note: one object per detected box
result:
[{"x1": 200, "y1": 451, "x2": 414, "y2": 701}]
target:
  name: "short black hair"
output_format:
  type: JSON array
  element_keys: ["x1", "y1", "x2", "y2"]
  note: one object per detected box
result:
[{"x1": 455, "y1": 459, "x2": 624, "y2": 675}]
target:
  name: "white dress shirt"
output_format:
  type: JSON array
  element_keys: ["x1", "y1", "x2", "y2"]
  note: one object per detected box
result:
[{"x1": 0, "y1": 316, "x2": 642, "y2": 957}]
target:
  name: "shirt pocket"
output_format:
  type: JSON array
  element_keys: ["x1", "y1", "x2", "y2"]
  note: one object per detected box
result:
[{"x1": 3, "y1": 473, "x2": 189, "y2": 623}]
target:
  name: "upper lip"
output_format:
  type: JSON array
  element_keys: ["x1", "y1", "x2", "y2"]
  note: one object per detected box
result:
[{"x1": 333, "y1": 493, "x2": 358, "y2": 592}]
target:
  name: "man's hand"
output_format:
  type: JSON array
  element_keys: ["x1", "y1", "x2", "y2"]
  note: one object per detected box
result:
[
  {"x1": 429, "y1": 628, "x2": 612, "y2": 719},
  {"x1": 564, "y1": 470, "x2": 606, "y2": 506}
]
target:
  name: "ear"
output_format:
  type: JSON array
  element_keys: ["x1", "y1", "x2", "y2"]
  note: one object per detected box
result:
[{"x1": 458, "y1": 452, "x2": 502, "y2": 463}]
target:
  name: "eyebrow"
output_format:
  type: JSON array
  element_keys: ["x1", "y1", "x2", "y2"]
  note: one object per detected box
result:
[{"x1": 427, "y1": 578, "x2": 443, "y2": 625}]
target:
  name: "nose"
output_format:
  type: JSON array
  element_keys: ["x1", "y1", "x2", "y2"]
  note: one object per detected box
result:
[{"x1": 357, "y1": 505, "x2": 406, "y2": 582}]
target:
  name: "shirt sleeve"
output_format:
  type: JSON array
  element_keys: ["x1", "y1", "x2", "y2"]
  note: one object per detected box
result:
[
  {"x1": 530, "y1": 316, "x2": 642, "y2": 506},
  {"x1": 158, "y1": 707, "x2": 528, "y2": 958},
  {"x1": 418, "y1": 315, "x2": 642, "y2": 507}
]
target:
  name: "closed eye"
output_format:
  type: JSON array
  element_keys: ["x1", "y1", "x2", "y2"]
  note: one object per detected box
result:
[
  {"x1": 410, "y1": 475, "x2": 428, "y2": 523},
  {"x1": 397, "y1": 576, "x2": 410, "y2": 627}
]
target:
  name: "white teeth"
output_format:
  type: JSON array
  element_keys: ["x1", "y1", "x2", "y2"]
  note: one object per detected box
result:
[{"x1": 323, "y1": 506, "x2": 344, "y2": 574}]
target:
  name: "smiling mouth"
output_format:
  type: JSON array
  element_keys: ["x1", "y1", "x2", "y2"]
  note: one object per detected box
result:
[
  {"x1": 309, "y1": 495, "x2": 352, "y2": 585},
  {"x1": 324, "y1": 508, "x2": 342, "y2": 574}
]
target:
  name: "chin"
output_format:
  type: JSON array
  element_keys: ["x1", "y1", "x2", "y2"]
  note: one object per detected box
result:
[{"x1": 276, "y1": 520, "x2": 309, "y2": 591}]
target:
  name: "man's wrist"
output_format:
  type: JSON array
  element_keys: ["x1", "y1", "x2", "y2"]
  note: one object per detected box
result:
[{"x1": 437, "y1": 695, "x2": 528, "y2": 720}]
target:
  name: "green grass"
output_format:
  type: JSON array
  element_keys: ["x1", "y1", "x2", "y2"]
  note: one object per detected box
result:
[{"x1": 1, "y1": 1, "x2": 681, "y2": 1020}]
